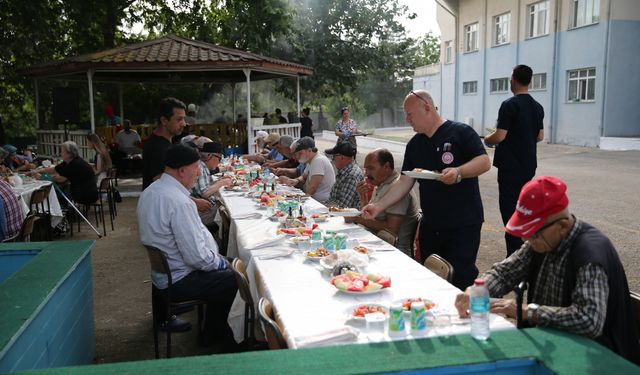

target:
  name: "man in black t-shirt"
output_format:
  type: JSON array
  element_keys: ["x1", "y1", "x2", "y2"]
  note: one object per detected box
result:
[
  {"x1": 485, "y1": 65, "x2": 545, "y2": 257},
  {"x1": 362, "y1": 90, "x2": 491, "y2": 290},
  {"x1": 142, "y1": 97, "x2": 187, "y2": 190},
  {"x1": 45, "y1": 141, "x2": 97, "y2": 205}
]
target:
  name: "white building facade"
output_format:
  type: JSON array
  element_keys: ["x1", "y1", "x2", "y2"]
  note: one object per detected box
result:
[{"x1": 413, "y1": 0, "x2": 640, "y2": 148}]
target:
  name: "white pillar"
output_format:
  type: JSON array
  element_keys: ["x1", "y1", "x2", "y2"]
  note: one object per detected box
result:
[
  {"x1": 243, "y1": 69, "x2": 253, "y2": 152},
  {"x1": 296, "y1": 76, "x2": 301, "y2": 120},
  {"x1": 87, "y1": 70, "x2": 95, "y2": 133}
]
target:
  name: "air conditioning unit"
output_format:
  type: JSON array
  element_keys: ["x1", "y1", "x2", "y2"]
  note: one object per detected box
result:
[{"x1": 464, "y1": 116, "x2": 474, "y2": 126}]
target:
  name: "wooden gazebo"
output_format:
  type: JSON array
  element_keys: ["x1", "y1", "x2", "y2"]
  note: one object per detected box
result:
[{"x1": 23, "y1": 34, "x2": 313, "y2": 155}]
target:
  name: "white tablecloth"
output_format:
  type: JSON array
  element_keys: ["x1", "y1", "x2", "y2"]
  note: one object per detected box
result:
[
  {"x1": 219, "y1": 188, "x2": 515, "y2": 348},
  {"x1": 12, "y1": 180, "x2": 64, "y2": 227}
]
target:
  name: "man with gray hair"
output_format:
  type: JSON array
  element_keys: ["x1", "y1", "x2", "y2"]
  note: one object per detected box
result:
[{"x1": 41, "y1": 141, "x2": 98, "y2": 205}]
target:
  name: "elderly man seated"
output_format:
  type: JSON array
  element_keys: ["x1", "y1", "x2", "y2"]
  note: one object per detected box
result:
[
  {"x1": 243, "y1": 132, "x2": 284, "y2": 164},
  {"x1": 0, "y1": 179, "x2": 25, "y2": 241},
  {"x1": 455, "y1": 176, "x2": 640, "y2": 364},
  {"x1": 280, "y1": 137, "x2": 335, "y2": 203},
  {"x1": 40, "y1": 141, "x2": 98, "y2": 206},
  {"x1": 138, "y1": 144, "x2": 239, "y2": 351},
  {"x1": 346, "y1": 149, "x2": 420, "y2": 255},
  {"x1": 192, "y1": 141, "x2": 232, "y2": 230},
  {"x1": 324, "y1": 141, "x2": 363, "y2": 209}
]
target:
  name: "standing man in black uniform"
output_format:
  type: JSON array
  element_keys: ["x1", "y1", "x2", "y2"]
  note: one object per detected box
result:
[
  {"x1": 142, "y1": 97, "x2": 186, "y2": 190},
  {"x1": 362, "y1": 90, "x2": 491, "y2": 290},
  {"x1": 485, "y1": 65, "x2": 545, "y2": 257}
]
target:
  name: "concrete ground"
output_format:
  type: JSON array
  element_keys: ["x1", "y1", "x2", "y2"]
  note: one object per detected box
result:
[{"x1": 73, "y1": 133, "x2": 640, "y2": 363}]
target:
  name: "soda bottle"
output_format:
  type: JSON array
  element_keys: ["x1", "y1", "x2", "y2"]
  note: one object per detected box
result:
[{"x1": 470, "y1": 278, "x2": 490, "y2": 340}]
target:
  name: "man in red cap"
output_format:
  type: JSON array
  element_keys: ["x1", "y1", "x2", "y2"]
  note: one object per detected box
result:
[{"x1": 454, "y1": 176, "x2": 639, "y2": 364}]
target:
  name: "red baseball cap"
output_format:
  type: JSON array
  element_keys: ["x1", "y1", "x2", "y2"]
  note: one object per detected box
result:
[{"x1": 505, "y1": 176, "x2": 569, "y2": 238}]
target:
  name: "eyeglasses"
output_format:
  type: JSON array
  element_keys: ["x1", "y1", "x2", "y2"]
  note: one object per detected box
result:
[
  {"x1": 531, "y1": 217, "x2": 568, "y2": 239},
  {"x1": 212, "y1": 154, "x2": 222, "y2": 160},
  {"x1": 410, "y1": 91, "x2": 439, "y2": 110}
]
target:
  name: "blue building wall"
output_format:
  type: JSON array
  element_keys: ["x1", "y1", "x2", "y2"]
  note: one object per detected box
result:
[
  {"x1": 458, "y1": 50, "x2": 484, "y2": 132},
  {"x1": 604, "y1": 20, "x2": 640, "y2": 137},
  {"x1": 441, "y1": 63, "x2": 456, "y2": 120},
  {"x1": 484, "y1": 43, "x2": 517, "y2": 129}
]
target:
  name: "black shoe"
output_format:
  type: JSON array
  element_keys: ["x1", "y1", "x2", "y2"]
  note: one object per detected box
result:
[{"x1": 158, "y1": 316, "x2": 192, "y2": 332}]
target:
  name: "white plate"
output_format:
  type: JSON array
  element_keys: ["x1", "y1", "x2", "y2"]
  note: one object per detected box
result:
[
  {"x1": 328, "y1": 209, "x2": 361, "y2": 217},
  {"x1": 304, "y1": 254, "x2": 327, "y2": 261},
  {"x1": 402, "y1": 170, "x2": 442, "y2": 180},
  {"x1": 337, "y1": 287, "x2": 387, "y2": 295},
  {"x1": 346, "y1": 304, "x2": 389, "y2": 320}
]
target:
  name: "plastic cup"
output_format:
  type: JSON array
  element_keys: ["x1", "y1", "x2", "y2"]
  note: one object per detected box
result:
[{"x1": 365, "y1": 312, "x2": 387, "y2": 342}]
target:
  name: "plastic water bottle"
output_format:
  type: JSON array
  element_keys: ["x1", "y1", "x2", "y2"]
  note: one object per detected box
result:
[
  {"x1": 263, "y1": 166, "x2": 270, "y2": 179},
  {"x1": 470, "y1": 278, "x2": 490, "y2": 340}
]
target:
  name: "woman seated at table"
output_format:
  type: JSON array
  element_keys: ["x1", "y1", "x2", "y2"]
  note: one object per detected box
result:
[
  {"x1": 86, "y1": 133, "x2": 112, "y2": 186},
  {"x1": 39, "y1": 141, "x2": 98, "y2": 205}
]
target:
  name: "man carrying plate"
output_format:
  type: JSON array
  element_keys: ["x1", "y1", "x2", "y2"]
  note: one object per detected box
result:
[{"x1": 362, "y1": 90, "x2": 490, "y2": 290}]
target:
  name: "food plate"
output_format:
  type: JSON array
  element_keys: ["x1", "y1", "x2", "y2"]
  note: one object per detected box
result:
[
  {"x1": 305, "y1": 248, "x2": 330, "y2": 261},
  {"x1": 394, "y1": 297, "x2": 438, "y2": 312},
  {"x1": 328, "y1": 208, "x2": 361, "y2": 217},
  {"x1": 402, "y1": 169, "x2": 442, "y2": 180},
  {"x1": 347, "y1": 304, "x2": 389, "y2": 320}
]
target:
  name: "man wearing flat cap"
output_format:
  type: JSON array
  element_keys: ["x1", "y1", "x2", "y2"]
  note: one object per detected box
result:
[
  {"x1": 138, "y1": 144, "x2": 238, "y2": 351},
  {"x1": 281, "y1": 136, "x2": 335, "y2": 203},
  {"x1": 324, "y1": 141, "x2": 363, "y2": 209},
  {"x1": 192, "y1": 141, "x2": 233, "y2": 228},
  {"x1": 454, "y1": 176, "x2": 640, "y2": 364}
]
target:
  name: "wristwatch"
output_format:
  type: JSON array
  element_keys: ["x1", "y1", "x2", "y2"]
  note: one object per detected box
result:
[
  {"x1": 455, "y1": 167, "x2": 462, "y2": 183},
  {"x1": 527, "y1": 303, "x2": 540, "y2": 322}
]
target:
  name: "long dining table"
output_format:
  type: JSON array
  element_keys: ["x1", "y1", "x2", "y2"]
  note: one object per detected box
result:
[
  {"x1": 220, "y1": 185, "x2": 514, "y2": 349},
  {"x1": 10, "y1": 178, "x2": 64, "y2": 227}
]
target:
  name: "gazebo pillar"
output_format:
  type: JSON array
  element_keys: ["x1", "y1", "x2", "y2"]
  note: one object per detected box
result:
[
  {"x1": 244, "y1": 69, "x2": 253, "y2": 152},
  {"x1": 87, "y1": 70, "x2": 95, "y2": 133},
  {"x1": 296, "y1": 76, "x2": 301, "y2": 122}
]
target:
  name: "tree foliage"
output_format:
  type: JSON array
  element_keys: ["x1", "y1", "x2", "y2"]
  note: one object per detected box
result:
[{"x1": 0, "y1": 0, "x2": 440, "y2": 142}]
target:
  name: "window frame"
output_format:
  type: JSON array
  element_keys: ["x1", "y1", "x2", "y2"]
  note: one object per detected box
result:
[
  {"x1": 463, "y1": 81, "x2": 478, "y2": 95},
  {"x1": 444, "y1": 40, "x2": 453, "y2": 64},
  {"x1": 527, "y1": 0, "x2": 550, "y2": 39},
  {"x1": 529, "y1": 73, "x2": 547, "y2": 91},
  {"x1": 489, "y1": 77, "x2": 509, "y2": 93},
  {"x1": 464, "y1": 22, "x2": 479, "y2": 53},
  {"x1": 493, "y1": 12, "x2": 510, "y2": 46},
  {"x1": 567, "y1": 68, "x2": 596, "y2": 102},
  {"x1": 570, "y1": 0, "x2": 600, "y2": 29}
]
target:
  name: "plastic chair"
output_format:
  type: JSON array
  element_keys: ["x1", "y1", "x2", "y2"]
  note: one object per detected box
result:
[
  {"x1": 84, "y1": 178, "x2": 113, "y2": 236},
  {"x1": 257, "y1": 297, "x2": 287, "y2": 350},
  {"x1": 143, "y1": 245, "x2": 206, "y2": 358},
  {"x1": 107, "y1": 168, "x2": 118, "y2": 216},
  {"x1": 230, "y1": 258, "x2": 257, "y2": 347},
  {"x1": 3, "y1": 212, "x2": 37, "y2": 242},
  {"x1": 376, "y1": 229, "x2": 397, "y2": 247},
  {"x1": 424, "y1": 254, "x2": 454, "y2": 283},
  {"x1": 29, "y1": 186, "x2": 52, "y2": 240}
]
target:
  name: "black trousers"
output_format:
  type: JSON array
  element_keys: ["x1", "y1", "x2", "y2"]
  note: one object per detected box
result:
[
  {"x1": 419, "y1": 223, "x2": 482, "y2": 290},
  {"x1": 497, "y1": 170, "x2": 533, "y2": 257},
  {"x1": 171, "y1": 268, "x2": 238, "y2": 346}
]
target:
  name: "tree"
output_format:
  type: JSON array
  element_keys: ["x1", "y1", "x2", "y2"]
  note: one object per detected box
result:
[{"x1": 413, "y1": 32, "x2": 441, "y2": 67}]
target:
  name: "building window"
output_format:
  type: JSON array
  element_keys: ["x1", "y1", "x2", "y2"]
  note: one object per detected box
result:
[
  {"x1": 490, "y1": 78, "x2": 509, "y2": 93},
  {"x1": 464, "y1": 23, "x2": 479, "y2": 52},
  {"x1": 567, "y1": 68, "x2": 596, "y2": 102},
  {"x1": 528, "y1": 1, "x2": 549, "y2": 38},
  {"x1": 463, "y1": 81, "x2": 478, "y2": 95},
  {"x1": 494, "y1": 13, "x2": 510, "y2": 46},
  {"x1": 444, "y1": 40, "x2": 453, "y2": 64},
  {"x1": 529, "y1": 73, "x2": 547, "y2": 91},
  {"x1": 570, "y1": 0, "x2": 600, "y2": 28}
]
